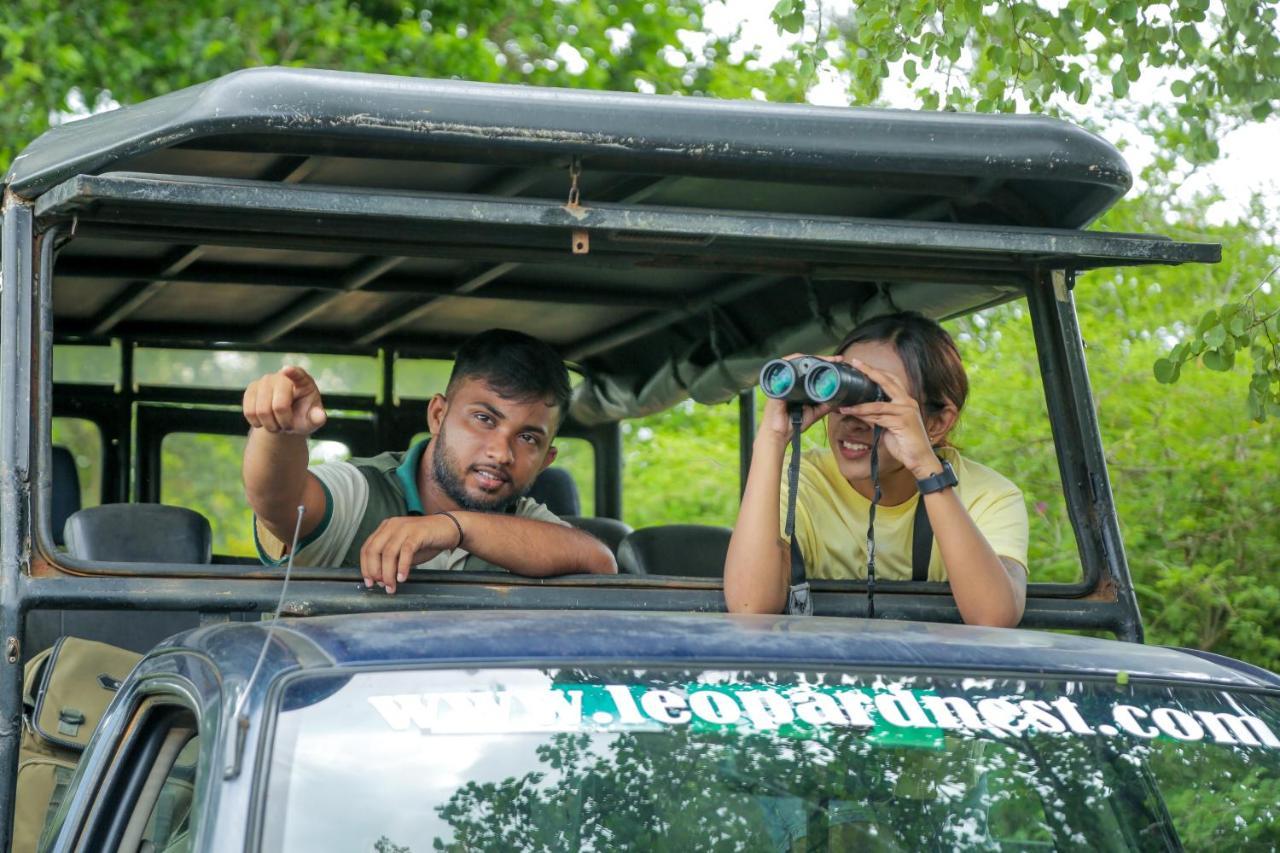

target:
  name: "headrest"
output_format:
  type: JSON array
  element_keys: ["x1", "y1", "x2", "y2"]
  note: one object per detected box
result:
[
  {"x1": 527, "y1": 467, "x2": 581, "y2": 517},
  {"x1": 617, "y1": 524, "x2": 732, "y2": 578},
  {"x1": 51, "y1": 446, "x2": 81, "y2": 547},
  {"x1": 564, "y1": 516, "x2": 634, "y2": 558},
  {"x1": 64, "y1": 504, "x2": 213, "y2": 564}
]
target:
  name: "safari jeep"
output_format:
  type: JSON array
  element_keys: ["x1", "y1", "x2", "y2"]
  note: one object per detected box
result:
[{"x1": 1, "y1": 67, "x2": 1276, "y2": 851}]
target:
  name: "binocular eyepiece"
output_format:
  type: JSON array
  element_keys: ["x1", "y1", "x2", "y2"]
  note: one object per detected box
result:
[{"x1": 759, "y1": 356, "x2": 885, "y2": 407}]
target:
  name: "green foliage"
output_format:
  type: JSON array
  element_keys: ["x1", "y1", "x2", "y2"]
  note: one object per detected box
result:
[
  {"x1": 769, "y1": 0, "x2": 1279, "y2": 169},
  {"x1": 373, "y1": 837, "x2": 411, "y2": 853},
  {"x1": 1, "y1": 0, "x2": 805, "y2": 172},
  {"x1": 948, "y1": 194, "x2": 1280, "y2": 671},
  {"x1": 1155, "y1": 263, "x2": 1280, "y2": 422},
  {"x1": 622, "y1": 399, "x2": 742, "y2": 528}
]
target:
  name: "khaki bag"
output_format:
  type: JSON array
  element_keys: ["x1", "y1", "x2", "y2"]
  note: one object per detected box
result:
[{"x1": 13, "y1": 636, "x2": 141, "y2": 853}]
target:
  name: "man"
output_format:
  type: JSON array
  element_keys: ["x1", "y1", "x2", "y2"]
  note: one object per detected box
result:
[{"x1": 242, "y1": 329, "x2": 617, "y2": 592}]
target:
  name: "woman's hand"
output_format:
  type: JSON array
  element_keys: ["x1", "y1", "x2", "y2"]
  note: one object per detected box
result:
[
  {"x1": 758, "y1": 353, "x2": 842, "y2": 445},
  {"x1": 839, "y1": 356, "x2": 943, "y2": 478}
]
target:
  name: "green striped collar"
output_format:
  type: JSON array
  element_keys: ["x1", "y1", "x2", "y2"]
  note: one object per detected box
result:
[{"x1": 394, "y1": 439, "x2": 429, "y2": 515}]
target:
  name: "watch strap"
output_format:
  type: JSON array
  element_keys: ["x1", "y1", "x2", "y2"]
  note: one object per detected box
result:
[{"x1": 916, "y1": 460, "x2": 957, "y2": 495}]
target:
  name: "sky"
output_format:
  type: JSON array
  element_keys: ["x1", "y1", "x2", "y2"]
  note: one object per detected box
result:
[{"x1": 704, "y1": 0, "x2": 1280, "y2": 226}]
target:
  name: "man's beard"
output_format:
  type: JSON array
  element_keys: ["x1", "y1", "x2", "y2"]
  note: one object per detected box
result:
[{"x1": 430, "y1": 423, "x2": 527, "y2": 513}]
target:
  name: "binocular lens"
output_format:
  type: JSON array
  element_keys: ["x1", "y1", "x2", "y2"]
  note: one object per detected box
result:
[
  {"x1": 760, "y1": 356, "x2": 882, "y2": 406},
  {"x1": 805, "y1": 362, "x2": 882, "y2": 405},
  {"x1": 809, "y1": 366, "x2": 840, "y2": 401},
  {"x1": 761, "y1": 362, "x2": 796, "y2": 398}
]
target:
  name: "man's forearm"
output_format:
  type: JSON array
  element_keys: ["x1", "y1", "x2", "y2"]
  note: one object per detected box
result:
[
  {"x1": 243, "y1": 428, "x2": 311, "y2": 530},
  {"x1": 451, "y1": 512, "x2": 617, "y2": 576}
]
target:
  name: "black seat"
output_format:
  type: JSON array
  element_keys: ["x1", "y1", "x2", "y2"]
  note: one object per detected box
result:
[
  {"x1": 528, "y1": 467, "x2": 581, "y2": 517},
  {"x1": 51, "y1": 445, "x2": 81, "y2": 546},
  {"x1": 616, "y1": 524, "x2": 732, "y2": 578},
  {"x1": 63, "y1": 504, "x2": 213, "y2": 564},
  {"x1": 565, "y1": 516, "x2": 633, "y2": 559}
]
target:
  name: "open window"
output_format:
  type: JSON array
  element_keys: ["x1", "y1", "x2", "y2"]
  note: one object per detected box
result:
[{"x1": 73, "y1": 700, "x2": 199, "y2": 853}]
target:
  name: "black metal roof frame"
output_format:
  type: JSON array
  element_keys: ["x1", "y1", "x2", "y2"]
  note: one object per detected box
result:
[
  {"x1": 42, "y1": 169, "x2": 1215, "y2": 357},
  {"x1": 1, "y1": 66, "x2": 1226, "y2": 635}
]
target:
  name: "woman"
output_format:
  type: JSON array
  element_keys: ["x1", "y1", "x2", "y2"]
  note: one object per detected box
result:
[{"x1": 724, "y1": 312, "x2": 1028, "y2": 626}]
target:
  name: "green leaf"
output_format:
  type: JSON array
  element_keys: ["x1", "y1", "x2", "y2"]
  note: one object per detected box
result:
[
  {"x1": 772, "y1": 0, "x2": 796, "y2": 17},
  {"x1": 1196, "y1": 309, "x2": 1220, "y2": 334},
  {"x1": 1203, "y1": 348, "x2": 1235, "y2": 371},
  {"x1": 1247, "y1": 387, "x2": 1265, "y2": 421},
  {"x1": 1111, "y1": 70, "x2": 1129, "y2": 98},
  {"x1": 1154, "y1": 358, "x2": 1180, "y2": 383},
  {"x1": 1111, "y1": 0, "x2": 1138, "y2": 20},
  {"x1": 904, "y1": 59, "x2": 918, "y2": 81},
  {"x1": 1205, "y1": 324, "x2": 1227, "y2": 348},
  {"x1": 1175, "y1": 24, "x2": 1202, "y2": 52},
  {"x1": 780, "y1": 10, "x2": 805, "y2": 33}
]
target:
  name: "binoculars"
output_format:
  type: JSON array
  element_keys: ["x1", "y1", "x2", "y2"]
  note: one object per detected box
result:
[{"x1": 759, "y1": 356, "x2": 885, "y2": 406}]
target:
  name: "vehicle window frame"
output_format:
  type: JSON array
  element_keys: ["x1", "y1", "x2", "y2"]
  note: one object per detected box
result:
[
  {"x1": 40, "y1": 671, "x2": 206, "y2": 853},
  {"x1": 68, "y1": 698, "x2": 198, "y2": 853}
]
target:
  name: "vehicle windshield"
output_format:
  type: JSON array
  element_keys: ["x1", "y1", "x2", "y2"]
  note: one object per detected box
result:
[{"x1": 261, "y1": 667, "x2": 1280, "y2": 851}]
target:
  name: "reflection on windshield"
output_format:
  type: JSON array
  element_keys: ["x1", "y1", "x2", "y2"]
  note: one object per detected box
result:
[{"x1": 261, "y1": 668, "x2": 1280, "y2": 851}]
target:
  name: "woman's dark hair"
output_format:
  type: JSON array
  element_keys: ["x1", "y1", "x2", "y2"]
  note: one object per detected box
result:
[
  {"x1": 447, "y1": 329, "x2": 572, "y2": 423},
  {"x1": 835, "y1": 312, "x2": 968, "y2": 422}
]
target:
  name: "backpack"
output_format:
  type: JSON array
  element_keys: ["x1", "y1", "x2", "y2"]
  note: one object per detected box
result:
[{"x1": 13, "y1": 636, "x2": 141, "y2": 853}]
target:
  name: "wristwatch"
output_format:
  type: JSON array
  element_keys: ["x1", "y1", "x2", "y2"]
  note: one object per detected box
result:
[{"x1": 916, "y1": 460, "x2": 958, "y2": 495}]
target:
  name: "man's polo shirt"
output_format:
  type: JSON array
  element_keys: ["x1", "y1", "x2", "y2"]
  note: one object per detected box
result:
[{"x1": 255, "y1": 440, "x2": 565, "y2": 571}]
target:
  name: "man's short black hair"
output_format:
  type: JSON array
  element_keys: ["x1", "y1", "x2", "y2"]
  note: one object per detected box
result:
[{"x1": 446, "y1": 329, "x2": 572, "y2": 423}]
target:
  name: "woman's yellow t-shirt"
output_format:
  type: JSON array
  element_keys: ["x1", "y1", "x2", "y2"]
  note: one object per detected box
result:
[{"x1": 778, "y1": 446, "x2": 1029, "y2": 582}]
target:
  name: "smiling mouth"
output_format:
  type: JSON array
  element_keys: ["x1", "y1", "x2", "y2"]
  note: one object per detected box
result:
[
  {"x1": 470, "y1": 467, "x2": 510, "y2": 488},
  {"x1": 839, "y1": 440, "x2": 870, "y2": 452}
]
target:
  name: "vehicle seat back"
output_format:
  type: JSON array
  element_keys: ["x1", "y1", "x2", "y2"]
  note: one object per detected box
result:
[
  {"x1": 564, "y1": 516, "x2": 633, "y2": 559},
  {"x1": 51, "y1": 446, "x2": 81, "y2": 547},
  {"x1": 527, "y1": 467, "x2": 581, "y2": 517},
  {"x1": 617, "y1": 524, "x2": 732, "y2": 578},
  {"x1": 63, "y1": 504, "x2": 213, "y2": 564}
]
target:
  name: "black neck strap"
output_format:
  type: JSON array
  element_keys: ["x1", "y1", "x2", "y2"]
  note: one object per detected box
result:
[
  {"x1": 911, "y1": 491, "x2": 933, "y2": 582},
  {"x1": 782, "y1": 410, "x2": 936, "y2": 616},
  {"x1": 784, "y1": 410, "x2": 811, "y2": 615},
  {"x1": 865, "y1": 426, "x2": 883, "y2": 617}
]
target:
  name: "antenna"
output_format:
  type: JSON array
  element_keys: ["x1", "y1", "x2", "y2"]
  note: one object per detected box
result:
[{"x1": 235, "y1": 505, "x2": 304, "y2": 725}]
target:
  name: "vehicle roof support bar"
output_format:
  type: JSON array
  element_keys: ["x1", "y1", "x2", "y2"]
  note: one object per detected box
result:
[
  {"x1": 0, "y1": 195, "x2": 35, "y2": 850},
  {"x1": 35, "y1": 174, "x2": 1221, "y2": 273},
  {"x1": 1026, "y1": 268, "x2": 1144, "y2": 642}
]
